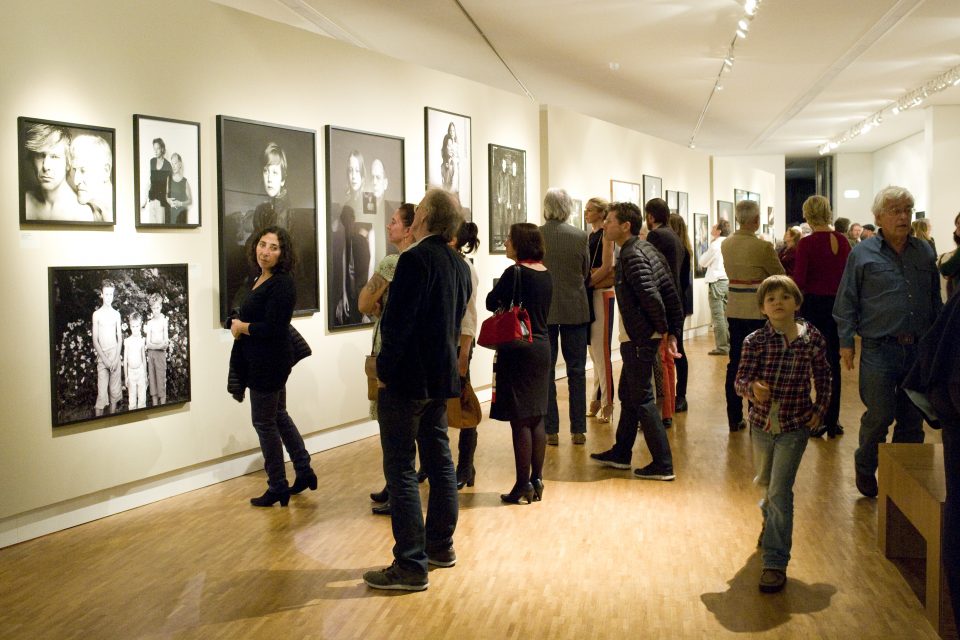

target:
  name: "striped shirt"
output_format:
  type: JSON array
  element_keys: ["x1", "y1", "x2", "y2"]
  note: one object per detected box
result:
[{"x1": 721, "y1": 230, "x2": 785, "y2": 320}]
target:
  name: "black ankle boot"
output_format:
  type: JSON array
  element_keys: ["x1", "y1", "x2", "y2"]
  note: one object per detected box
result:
[
  {"x1": 531, "y1": 478, "x2": 544, "y2": 501},
  {"x1": 250, "y1": 489, "x2": 290, "y2": 507},
  {"x1": 370, "y1": 485, "x2": 389, "y2": 503},
  {"x1": 289, "y1": 470, "x2": 317, "y2": 495},
  {"x1": 456, "y1": 466, "x2": 476, "y2": 490},
  {"x1": 500, "y1": 483, "x2": 536, "y2": 505}
]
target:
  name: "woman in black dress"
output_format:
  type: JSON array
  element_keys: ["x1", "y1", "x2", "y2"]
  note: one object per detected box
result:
[
  {"x1": 230, "y1": 225, "x2": 315, "y2": 507},
  {"x1": 486, "y1": 223, "x2": 553, "y2": 504}
]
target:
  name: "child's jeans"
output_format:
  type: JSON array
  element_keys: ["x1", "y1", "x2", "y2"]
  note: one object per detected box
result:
[
  {"x1": 128, "y1": 366, "x2": 147, "y2": 409},
  {"x1": 752, "y1": 426, "x2": 809, "y2": 570}
]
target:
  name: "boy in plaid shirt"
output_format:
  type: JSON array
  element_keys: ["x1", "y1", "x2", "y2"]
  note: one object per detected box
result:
[{"x1": 735, "y1": 275, "x2": 831, "y2": 594}]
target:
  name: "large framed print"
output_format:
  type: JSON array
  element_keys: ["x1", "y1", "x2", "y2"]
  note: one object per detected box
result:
[
  {"x1": 693, "y1": 213, "x2": 709, "y2": 279},
  {"x1": 216, "y1": 116, "x2": 319, "y2": 322},
  {"x1": 325, "y1": 126, "x2": 406, "y2": 330},
  {"x1": 18, "y1": 116, "x2": 116, "y2": 226},
  {"x1": 678, "y1": 191, "x2": 689, "y2": 220},
  {"x1": 425, "y1": 107, "x2": 472, "y2": 221},
  {"x1": 134, "y1": 115, "x2": 201, "y2": 228},
  {"x1": 48, "y1": 264, "x2": 190, "y2": 427},
  {"x1": 610, "y1": 179, "x2": 641, "y2": 207},
  {"x1": 570, "y1": 198, "x2": 585, "y2": 232},
  {"x1": 666, "y1": 190, "x2": 679, "y2": 214},
  {"x1": 643, "y1": 175, "x2": 662, "y2": 206},
  {"x1": 488, "y1": 143, "x2": 526, "y2": 254},
  {"x1": 717, "y1": 200, "x2": 733, "y2": 222}
]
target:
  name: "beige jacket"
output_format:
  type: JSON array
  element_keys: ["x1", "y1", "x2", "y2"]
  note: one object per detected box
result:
[{"x1": 721, "y1": 230, "x2": 784, "y2": 319}]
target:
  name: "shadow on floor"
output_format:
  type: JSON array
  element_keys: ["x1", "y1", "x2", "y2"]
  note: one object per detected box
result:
[{"x1": 700, "y1": 550, "x2": 837, "y2": 632}]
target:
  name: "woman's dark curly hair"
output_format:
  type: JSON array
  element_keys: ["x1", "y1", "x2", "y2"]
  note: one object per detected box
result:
[
  {"x1": 454, "y1": 221, "x2": 480, "y2": 255},
  {"x1": 247, "y1": 225, "x2": 298, "y2": 274}
]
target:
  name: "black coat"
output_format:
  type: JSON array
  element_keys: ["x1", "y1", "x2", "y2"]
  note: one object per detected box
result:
[
  {"x1": 377, "y1": 235, "x2": 472, "y2": 399},
  {"x1": 615, "y1": 236, "x2": 684, "y2": 342}
]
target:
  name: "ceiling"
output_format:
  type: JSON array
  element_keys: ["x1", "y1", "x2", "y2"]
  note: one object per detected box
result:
[{"x1": 214, "y1": 0, "x2": 960, "y2": 157}]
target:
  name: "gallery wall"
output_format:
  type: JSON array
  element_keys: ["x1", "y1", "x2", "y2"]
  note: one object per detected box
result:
[
  {"x1": 872, "y1": 132, "x2": 927, "y2": 212},
  {"x1": 2, "y1": 0, "x2": 796, "y2": 545},
  {"x1": 834, "y1": 153, "x2": 874, "y2": 222}
]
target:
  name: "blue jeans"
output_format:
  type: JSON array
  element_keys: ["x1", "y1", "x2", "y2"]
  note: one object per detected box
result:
[
  {"x1": 854, "y1": 339, "x2": 924, "y2": 477},
  {"x1": 546, "y1": 323, "x2": 589, "y2": 435},
  {"x1": 612, "y1": 340, "x2": 673, "y2": 471},
  {"x1": 377, "y1": 388, "x2": 458, "y2": 575},
  {"x1": 752, "y1": 427, "x2": 809, "y2": 570},
  {"x1": 249, "y1": 387, "x2": 311, "y2": 492}
]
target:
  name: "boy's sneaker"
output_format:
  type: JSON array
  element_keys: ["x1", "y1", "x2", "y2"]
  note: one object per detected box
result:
[
  {"x1": 633, "y1": 463, "x2": 675, "y2": 481},
  {"x1": 546, "y1": 433, "x2": 559, "y2": 446},
  {"x1": 363, "y1": 562, "x2": 428, "y2": 591},
  {"x1": 427, "y1": 547, "x2": 456, "y2": 568},
  {"x1": 589, "y1": 449, "x2": 631, "y2": 469}
]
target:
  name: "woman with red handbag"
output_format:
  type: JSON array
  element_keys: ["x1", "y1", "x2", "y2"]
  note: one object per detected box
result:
[{"x1": 485, "y1": 223, "x2": 553, "y2": 504}]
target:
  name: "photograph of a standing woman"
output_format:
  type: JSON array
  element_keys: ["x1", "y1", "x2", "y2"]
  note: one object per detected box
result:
[
  {"x1": 441, "y1": 122, "x2": 459, "y2": 194},
  {"x1": 143, "y1": 138, "x2": 172, "y2": 223}
]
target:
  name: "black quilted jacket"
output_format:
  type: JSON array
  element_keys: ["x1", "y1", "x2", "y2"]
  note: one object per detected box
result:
[{"x1": 614, "y1": 236, "x2": 684, "y2": 341}]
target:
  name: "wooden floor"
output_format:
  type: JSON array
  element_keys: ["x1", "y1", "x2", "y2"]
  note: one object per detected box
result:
[{"x1": 0, "y1": 335, "x2": 945, "y2": 639}]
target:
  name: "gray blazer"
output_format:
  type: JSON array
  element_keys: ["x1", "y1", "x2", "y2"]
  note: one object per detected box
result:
[{"x1": 540, "y1": 219, "x2": 590, "y2": 324}]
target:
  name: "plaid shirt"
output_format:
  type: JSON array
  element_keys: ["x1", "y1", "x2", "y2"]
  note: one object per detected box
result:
[{"x1": 735, "y1": 319, "x2": 832, "y2": 433}]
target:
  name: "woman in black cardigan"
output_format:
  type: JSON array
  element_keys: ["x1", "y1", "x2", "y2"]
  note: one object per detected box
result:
[{"x1": 231, "y1": 226, "x2": 315, "y2": 507}]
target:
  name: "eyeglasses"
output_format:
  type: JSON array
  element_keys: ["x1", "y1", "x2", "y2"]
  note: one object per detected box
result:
[{"x1": 882, "y1": 206, "x2": 913, "y2": 217}]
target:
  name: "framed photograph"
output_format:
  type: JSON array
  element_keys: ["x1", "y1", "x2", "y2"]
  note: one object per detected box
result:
[
  {"x1": 734, "y1": 189, "x2": 748, "y2": 204},
  {"x1": 666, "y1": 190, "x2": 679, "y2": 214},
  {"x1": 216, "y1": 116, "x2": 319, "y2": 322},
  {"x1": 488, "y1": 144, "x2": 526, "y2": 254},
  {"x1": 643, "y1": 174, "x2": 662, "y2": 206},
  {"x1": 693, "y1": 213, "x2": 709, "y2": 279},
  {"x1": 767, "y1": 205, "x2": 775, "y2": 226},
  {"x1": 610, "y1": 179, "x2": 641, "y2": 207},
  {"x1": 325, "y1": 126, "x2": 406, "y2": 330},
  {"x1": 717, "y1": 200, "x2": 733, "y2": 221},
  {"x1": 569, "y1": 198, "x2": 585, "y2": 232},
  {"x1": 134, "y1": 115, "x2": 201, "y2": 228},
  {"x1": 915, "y1": 210, "x2": 926, "y2": 220},
  {"x1": 18, "y1": 116, "x2": 116, "y2": 226},
  {"x1": 425, "y1": 107, "x2": 472, "y2": 221},
  {"x1": 748, "y1": 191, "x2": 761, "y2": 209},
  {"x1": 678, "y1": 191, "x2": 689, "y2": 220},
  {"x1": 48, "y1": 264, "x2": 190, "y2": 427}
]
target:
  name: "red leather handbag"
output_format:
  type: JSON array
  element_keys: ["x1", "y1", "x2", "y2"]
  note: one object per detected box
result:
[{"x1": 477, "y1": 266, "x2": 533, "y2": 350}]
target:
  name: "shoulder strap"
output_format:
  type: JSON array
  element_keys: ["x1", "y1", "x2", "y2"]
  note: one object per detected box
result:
[{"x1": 511, "y1": 264, "x2": 524, "y2": 308}]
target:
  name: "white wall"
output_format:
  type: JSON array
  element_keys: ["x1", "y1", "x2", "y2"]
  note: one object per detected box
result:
[
  {"x1": 925, "y1": 106, "x2": 960, "y2": 252},
  {"x1": 872, "y1": 132, "x2": 927, "y2": 211},
  {"x1": 834, "y1": 153, "x2": 873, "y2": 221},
  {"x1": 711, "y1": 155, "x2": 782, "y2": 232}
]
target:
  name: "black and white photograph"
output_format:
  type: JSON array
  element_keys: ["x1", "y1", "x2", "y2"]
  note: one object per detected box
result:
[
  {"x1": 748, "y1": 191, "x2": 761, "y2": 209},
  {"x1": 734, "y1": 188, "x2": 748, "y2": 204},
  {"x1": 694, "y1": 213, "x2": 709, "y2": 279},
  {"x1": 569, "y1": 198, "x2": 585, "y2": 232},
  {"x1": 48, "y1": 264, "x2": 190, "y2": 427},
  {"x1": 666, "y1": 189, "x2": 679, "y2": 214},
  {"x1": 488, "y1": 143, "x2": 526, "y2": 254},
  {"x1": 18, "y1": 116, "x2": 116, "y2": 226},
  {"x1": 134, "y1": 115, "x2": 201, "y2": 228},
  {"x1": 216, "y1": 116, "x2": 319, "y2": 322},
  {"x1": 325, "y1": 125, "x2": 406, "y2": 330},
  {"x1": 678, "y1": 191, "x2": 689, "y2": 221},
  {"x1": 610, "y1": 179, "x2": 641, "y2": 207},
  {"x1": 717, "y1": 200, "x2": 733, "y2": 222},
  {"x1": 425, "y1": 107, "x2": 471, "y2": 220},
  {"x1": 643, "y1": 174, "x2": 662, "y2": 207}
]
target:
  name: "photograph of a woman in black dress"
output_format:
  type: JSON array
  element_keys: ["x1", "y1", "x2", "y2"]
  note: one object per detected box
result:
[{"x1": 486, "y1": 223, "x2": 553, "y2": 505}]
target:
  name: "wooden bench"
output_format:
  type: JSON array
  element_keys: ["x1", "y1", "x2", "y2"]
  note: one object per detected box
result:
[{"x1": 878, "y1": 443, "x2": 955, "y2": 639}]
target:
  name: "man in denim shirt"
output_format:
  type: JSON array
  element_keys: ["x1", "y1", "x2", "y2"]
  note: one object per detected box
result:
[{"x1": 833, "y1": 186, "x2": 942, "y2": 497}]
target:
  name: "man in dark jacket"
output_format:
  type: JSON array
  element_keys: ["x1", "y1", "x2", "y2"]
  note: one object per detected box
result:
[
  {"x1": 364, "y1": 189, "x2": 471, "y2": 591},
  {"x1": 590, "y1": 202, "x2": 683, "y2": 480}
]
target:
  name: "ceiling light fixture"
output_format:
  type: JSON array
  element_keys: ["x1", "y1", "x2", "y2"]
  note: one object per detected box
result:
[
  {"x1": 818, "y1": 63, "x2": 960, "y2": 155},
  {"x1": 688, "y1": 0, "x2": 763, "y2": 149}
]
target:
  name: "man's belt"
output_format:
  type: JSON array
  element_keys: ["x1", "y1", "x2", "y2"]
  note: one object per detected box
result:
[{"x1": 873, "y1": 334, "x2": 916, "y2": 345}]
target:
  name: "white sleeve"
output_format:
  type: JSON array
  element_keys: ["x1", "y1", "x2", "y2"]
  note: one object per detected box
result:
[{"x1": 460, "y1": 260, "x2": 480, "y2": 337}]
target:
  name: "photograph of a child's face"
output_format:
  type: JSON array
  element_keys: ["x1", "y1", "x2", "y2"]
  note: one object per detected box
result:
[
  {"x1": 216, "y1": 116, "x2": 319, "y2": 322},
  {"x1": 425, "y1": 107, "x2": 471, "y2": 221},
  {"x1": 48, "y1": 264, "x2": 190, "y2": 427},
  {"x1": 19, "y1": 117, "x2": 116, "y2": 226}
]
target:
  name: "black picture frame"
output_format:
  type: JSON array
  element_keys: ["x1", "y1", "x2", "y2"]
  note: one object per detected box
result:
[
  {"x1": 134, "y1": 115, "x2": 201, "y2": 228},
  {"x1": 643, "y1": 175, "x2": 662, "y2": 206},
  {"x1": 717, "y1": 200, "x2": 733, "y2": 222},
  {"x1": 748, "y1": 191, "x2": 761, "y2": 209},
  {"x1": 216, "y1": 115, "x2": 319, "y2": 322},
  {"x1": 425, "y1": 107, "x2": 472, "y2": 221},
  {"x1": 488, "y1": 143, "x2": 526, "y2": 254},
  {"x1": 610, "y1": 179, "x2": 641, "y2": 207},
  {"x1": 325, "y1": 125, "x2": 406, "y2": 330},
  {"x1": 693, "y1": 213, "x2": 709, "y2": 279},
  {"x1": 666, "y1": 190, "x2": 679, "y2": 214},
  {"x1": 18, "y1": 116, "x2": 116, "y2": 227},
  {"x1": 734, "y1": 189, "x2": 748, "y2": 204},
  {"x1": 569, "y1": 198, "x2": 586, "y2": 232},
  {"x1": 48, "y1": 264, "x2": 191, "y2": 427}
]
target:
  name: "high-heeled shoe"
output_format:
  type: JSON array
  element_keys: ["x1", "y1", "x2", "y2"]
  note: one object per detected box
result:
[
  {"x1": 289, "y1": 470, "x2": 318, "y2": 495},
  {"x1": 250, "y1": 489, "x2": 290, "y2": 507},
  {"x1": 416, "y1": 468, "x2": 428, "y2": 484},
  {"x1": 370, "y1": 485, "x2": 389, "y2": 503},
  {"x1": 531, "y1": 478, "x2": 544, "y2": 502},
  {"x1": 500, "y1": 483, "x2": 536, "y2": 505},
  {"x1": 586, "y1": 399, "x2": 601, "y2": 418},
  {"x1": 598, "y1": 404, "x2": 614, "y2": 423},
  {"x1": 456, "y1": 466, "x2": 476, "y2": 490}
]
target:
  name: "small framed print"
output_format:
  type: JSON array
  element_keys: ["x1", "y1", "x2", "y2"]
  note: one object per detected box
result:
[
  {"x1": 643, "y1": 175, "x2": 662, "y2": 206},
  {"x1": 666, "y1": 190, "x2": 679, "y2": 214},
  {"x1": 425, "y1": 107, "x2": 472, "y2": 221},
  {"x1": 18, "y1": 116, "x2": 116, "y2": 226},
  {"x1": 610, "y1": 179, "x2": 641, "y2": 207},
  {"x1": 134, "y1": 115, "x2": 201, "y2": 228},
  {"x1": 488, "y1": 143, "x2": 526, "y2": 254}
]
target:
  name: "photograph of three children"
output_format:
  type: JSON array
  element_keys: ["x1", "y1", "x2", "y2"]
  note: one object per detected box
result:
[{"x1": 49, "y1": 265, "x2": 190, "y2": 427}]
